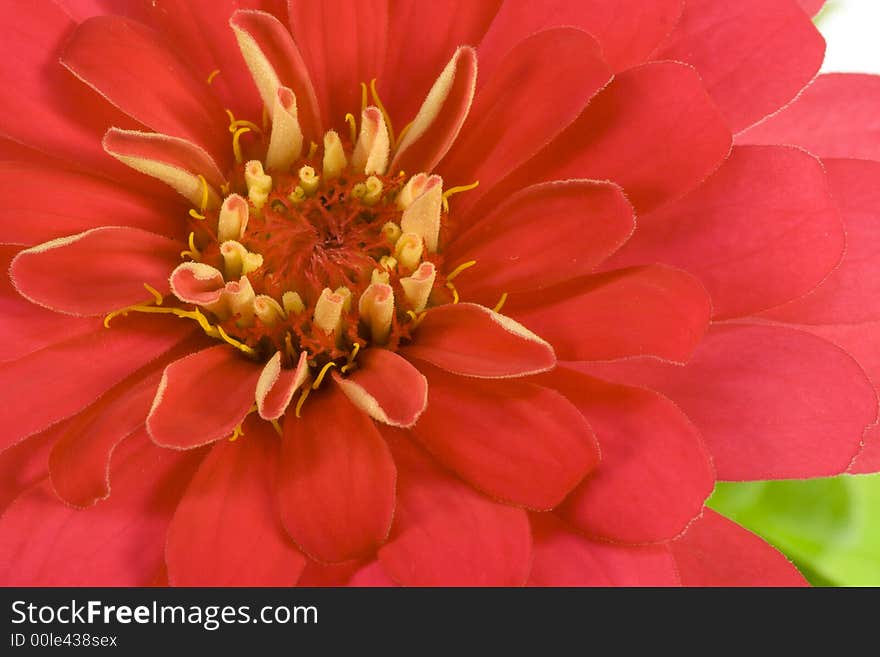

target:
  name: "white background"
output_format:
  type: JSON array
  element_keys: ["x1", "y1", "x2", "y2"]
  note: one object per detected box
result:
[{"x1": 817, "y1": 0, "x2": 880, "y2": 73}]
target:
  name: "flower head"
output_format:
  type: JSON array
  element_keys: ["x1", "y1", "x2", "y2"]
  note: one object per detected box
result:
[{"x1": 0, "y1": 0, "x2": 878, "y2": 586}]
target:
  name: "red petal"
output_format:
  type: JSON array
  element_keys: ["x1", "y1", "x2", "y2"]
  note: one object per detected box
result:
[
  {"x1": 333, "y1": 349, "x2": 427, "y2": 428},
  {"x1": 740, "y1": 74, "x2": 880, "y2": 161},
  {"x1": 479, "y1": 0, "x2": 683, "y2": 73},
  {"x1": 0, "y1": 316, "x2": 191, "y2": 453},
  {"x1": 62, "y1": 15, "x2": 229, "y2": 165},
  {"x1": 447, "y1": 180, "x2": 635, "y2": 300},
  {"x1": 147, "y1": 346, "x2": 261, "y2": 449},
  {"x1": 348, "y1": 561, "x2": 397, "y2": 587},
  {"x1": 49, "y1": 368, "x2": 163, "y2": 508},
  {"x1": 166, "y1": 420, "x2": 306, "y2": 586},
  {"x1": 409, "y1": 363, "x2": 600, "y2": 510},
  {"x1": 437, "y1": 28, "x2": 612, "y2": 204},
  {"x1": 582, "y1": 324, "x2": 877, "y2": 480},
  {"x1": 297, "y1": 558, "x2": 369, "y2": 587},
  {"x1": 256, "y1": 351, "x2": 309, "y2": 420},
  {"x1": 850, "y1": 424, "x2": 880, "y2": 475},
  {"x1": 381, "y1": 0, "x2": 500, "y2": 128},
  {"x1": 230, "y1": 9, "x2": 322, "y2": 142},
  {"x1": 799, "y1": 0, "x2": 826, "y2": 15},
  {"x1": 471, "y1": 62, "x2": 731, "y2": 217},
  {"x1": 400, "y1": 303, "x2": 555, "y2": 378},
  {"x1": 527, "y1": 514, "x2": 679, "y2": 586},
  {"x1": 763, "y1": 159, "x2": 880, "y2": 325},
  {"x1": 0, "y1": 162, "x2": 182, "y2": 247},
  {"x1": 286, "y1": 0, "x2": 387, "y2": 132},
  {"x1": 544, "y1": 368, "x2": 714, "y2": 544},
  {"x1": 506, "y1": 265, "x2": 711, "y2": 363},
  {"x1": 389, "y1": 46, "x2": 477, "y2": 175},
  {"x1": 669, "y1": 509, "x2": 808, "y2": 586},
  {"x1": 0, "y1": 431, "x2": 203, "y2": 586},
  {"x1": 0, "y1": 246, "x2": 99, "y2": 363},
  {"x1": 377, "y1": 429, "x2": 532, "y2": 586},
  {"x1": 277, "y1": 385, "x2": 396, "y2": 562},
  {"x1": 0, "y1": 1, "x2": 152, "y2": 188},
  {"x1": 607, "y1": 145, "x2": 845, "y2": 319},
  {"x1": 657, "y1": 0, "x2": 825, "y2": 132},
  {"x1": 0, "y1": 431, "x2": 53, "y2": 515},
  {"x1": 11, "y1": 227, "x2": 180, "y2": 316}
]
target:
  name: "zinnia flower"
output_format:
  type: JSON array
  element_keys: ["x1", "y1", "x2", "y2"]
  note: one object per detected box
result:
[{"x1": 1, "y1": 0, "x2": 877, "y2": 586}]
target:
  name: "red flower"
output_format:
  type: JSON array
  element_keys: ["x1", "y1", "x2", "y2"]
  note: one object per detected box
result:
[{"x1": 0, "y1": 0, "x2": 877, "y2": 586}]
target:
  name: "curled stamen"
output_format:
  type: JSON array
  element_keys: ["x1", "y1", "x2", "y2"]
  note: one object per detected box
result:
[
  {"x1": 312, "y1": 361, "x2": 337, "y2": 389},
  {"x1": 207, "y1": 69, "x2": 221, "y2": 85},
  {"x1": 180, "y1": 232, "x2": 201, "y2": 261},
  {"x1": 493, "y1": 292, "x2": 509, "y2": 313},
  {"x1": 446, "y1": 280, "x2": 460, "y2": 304},
  {"x1": 143, "y1": 283, "x2": 164, "y2": 305},
  {"x1": 345, "y1": 113, "x2": 358, "y2": 145},
  {"x1": 369, "y1": 78, "x2": 395, "y2": 147},
  {"x1": 188, "y1": 209, "x2": 206, "y2": 220},
  {"x1": 232, "y1": 127, "x2": 251, "y2": 164},
  {"x1": 295, "y1": 385, "x2": 311, "y2": 418},
  {"x1": 442, "y1": 180, "x2": 479, "y2": 212},
  {"x1": 446, "y1": 259, "x2": 477, "y2": 282}
]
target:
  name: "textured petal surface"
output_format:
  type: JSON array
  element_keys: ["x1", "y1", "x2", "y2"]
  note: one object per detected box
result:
[
  {"x1": 470, "y1": 62, "x2": 731, "y2": 218},
  {"x1": 850, "y1": 424, "x2": 880, "y2": 475},
  {"x1": 607, "y1": 146, "x2": 845, "y2": 319},
  {"x1": 278, "y1": 386, "x2": 396, "y2": 563},
  {"x1": 437, "y1": 28, "x2": 612, "y2": 202},
  {"x1": 506, "y1": 266, "x2": 711, "y2": 363},
  {"x1": 740, "y1": 74, "x2": 880, "y2": 161},
  {"x1": 763, "y1": 159, "x2": 880, "y2": 325},
  {"x1": 334, "y1": 349, "x2": 427, "y2": 427},
  {"x1": 147, "y1": 346, "x2": 262, "y2": 449},
  {"x1": 378, "y1": 430, "x2": 532, "y2": 586},
  {"x1": 62, "y1": 15, "x2": 228, "y2": 163},
  {"x1": 544, "y1": 368, "x2": 714, "y2": 544},
  {"x1": 657, "y1": 0, "x2": 825, "y2": 132},
  {"x1": 527, "y1": 514, "x2": 679, "y2": 586},
  {"x1": 409, "y1": 363, "x2": 599, "y2": 510},
  {"x1": 166, "y1": 420, "x2": 306, "y2": 586},
  {"x1": 401, "y1": 303, "x2": 555, "y2": 378},
  {"x1": 669, "y1": 509, "x2": 808, "y2": 586},
  {"x1": 11, "y1": 227, "x2": 181, "y2": 315},
  {"x1": 0, "y1": 430, "x2": 53, "y2": 515},
  {"x1": 49, "y1": 368, "x2": 164, "y2": 508},
  {"x1": 0, "y1": 317, "x2": 191, "y2": 452},
  {"x1": 0, "y1": 431, "x2": 202, "y2": 586},
  {"x1": 447, "y1": 180, "x2": 635, "y2": 300},
  {"x1": 478, "y1": 0, "x2": 683, "y2": 74},
  {"x1": 582, "y1": 324, "x2": 877, "y2": 480},
  {"x1": 0, "y1": 162, "x2": 181, "y2": 247}
]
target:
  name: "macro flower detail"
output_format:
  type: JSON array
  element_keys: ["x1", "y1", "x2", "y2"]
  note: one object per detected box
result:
[{"x1": 0, "y1": 0, "x2": 878, "y2": 587}]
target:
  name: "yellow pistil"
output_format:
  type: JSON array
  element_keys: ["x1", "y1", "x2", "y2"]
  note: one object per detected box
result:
[
  {"x1": 493, "y1": 292, "x2": 509, "y2": 313},
  {"x1": 143, "y1": 283, "x2": 164, "y2": 305},
  {"x1": 446, "y1": 259, "x2": 477, "y2": 282},
  {"x1": 312, "y1": 361, "x2": 337, "y2": 390},
  {"x1": 446, "y1": 280, "x2": 460, "y2": 304},
  {"x1": 188, "y1": 209, "x2": 206, "y2": 220},
  {"x1": 232, "y1": 126, "x2": 251, "y2": 164},
  {"x1": 198, "y1": 174, "x2": 209, "y2": 213},
  {"x1": 206, "y1": 69, "x2": 221, "y2": 85},
  {"x1": 224, "y1": 109, "x2": 262, "y2": 134},
  {"x1": 227, "y1": 405, "x2": 258, "y2": 441},
  {"x1": 406, "y1": 309, "x2": 428, "y2": 327},
  {"x1": 344, "y1": 113, "x2": 358, "y2": 145},
  {"x1": 340, "y1": 342, "x2": 361, "y2": 373},
  {"x1": 294, "y1": 385, "x2": 311, "y2": 418},
  {"x1": 442, "y1": 180, "x2": 480, "y2": 212},
  {"x1": 369, "y1": 78, "x2": 396, "y2": 147},
  {"x1": 180, "y1": 232, "x2": 201, "y2": 261}
]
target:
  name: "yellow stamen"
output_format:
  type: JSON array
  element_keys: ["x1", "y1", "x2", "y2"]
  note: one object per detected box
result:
[
  {"x1": 294, "y1": 385, "x2": 311, "y2": 418},
  {"x1": 406, "y1": 309, "x2": 428, "y2": 327},
  {"x1": 307, "y1": 141, "x2": 318, "y2": 159},
  {"x1": 227, "y1": 424, "x2": 245, "y2": 442},
  {"x1": 232, "y1": 127, "x2": 251, "y2": 164},
  {"x1": 220, "y1": 182, "x2": 231, "y2": 196},
  {"x1": 312, "y1": 361, "x2": 337, "y2": 390},
  {"x1": 340, "y1": 342, "x2": 361, "y2": 373},
  {"x1": 493, "y1": 292, "x2": 509, "y2": 313},
  {"x1": 188, "y1": 209, "x2": 206, "y2": 220},
  {"x1": 344, "y1": 113, "x2": 358, "y2": 145},
  {"x1": 442, "y1": 180, "x2": 480, "y2": 212},
  {"x1": 396, "y1": 120, "x2": 414, "y2": 148},
  {"x1": 180, "y1": 232, "x2": 201, "y2": 261},
  {"x1": 215, "y1": 325, "x2": 258, "y2": 357},
  {"x1": 143, "y1": 283, "x2": 164, "y2": 305},
  {"x1": 446, "y1": 281, "x2": 460, "y2": 304},
  {"x1": 369, "y1": 78, "x2": 395, "y2": 147},
  {"x1": 207, "y1": 69, "x2": 221, "y2": 85},
  {"x1": 285, "y1": 333, "x2": 297, "y2": 359},
  {"x1": 224, "y1": 109, "x2": 262, "y2": 134},
  {"x1": 446, "y1": 259, "x2": 477, "y2": 282},
  {"x1": 198, "y1": 174, "x2": 209, "y2": 213},
  {"x1": 270, "y1": 419, "x2": 283, "y2": 436},
  {"x1": 360, "y1": 81, "x2": 368, "y2": 114}
]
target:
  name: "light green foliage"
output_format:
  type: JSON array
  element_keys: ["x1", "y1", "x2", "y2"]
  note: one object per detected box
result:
[{"x1": 709, "y1": 474, "x2": 880, "y2": 586}]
